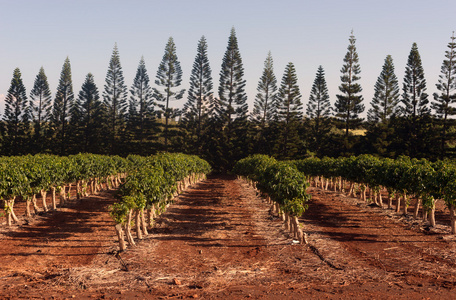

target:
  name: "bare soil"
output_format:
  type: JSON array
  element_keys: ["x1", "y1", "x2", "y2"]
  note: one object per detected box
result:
[{"x1": 1, "y1": 175, "x2": 456, "y2": 299}]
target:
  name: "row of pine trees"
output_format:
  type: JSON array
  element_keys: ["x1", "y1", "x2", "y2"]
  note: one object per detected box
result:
[{"x1": 2, "y1": 28, "x2": 456, "y2": 170}]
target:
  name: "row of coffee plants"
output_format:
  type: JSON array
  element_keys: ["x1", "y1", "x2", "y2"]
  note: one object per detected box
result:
[
  {"x1": 233, "y1": 154, "x2": 311, "y2": 243},
  {"x1": 110, "y1": 153, "x2": 212, "y2": 251},
  {"x1": 293, "y1": 155, "x2": 456, "y2": 234},
  {"x1": 1, "y1": 154, "x2": 129, "y2": 226}
]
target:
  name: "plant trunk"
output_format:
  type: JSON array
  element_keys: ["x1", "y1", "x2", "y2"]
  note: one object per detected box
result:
[
  {"x1": 59, "y1": 187, "x2": 66, "y2": 206},
  {"x1": 429, "y1": 199, "x2": 436, "y2": 227},
  {"x1": 125, "y1": 210, "x2": 136, "y2": 246},
  {"x1": 51, "y1": 187, "x2": 57, "y2": 210},
  {"x1": 450, "y1": 204, "x2": 456, "y2": 234},
  {"x1": 5, "y1": 198, "x2": 19, "y2": 225},
  {"x1": 76, "y1": 180, "x2": 81, "y2": 200},
  {"x1": 25, "y1": 198, "x2": 32, "y2": 218},
  {"x1": 284, "y1": 213, "x2": 289, "y2": 231},
  {"x1": 140, "y1": 208, "x2": 148, "y2": 236},
  {"x1": 413, "y1": 197, "x2": 420, "y2": 219},
  {"x1": 402, "y1": 194, "x2": 408, "y2": 215},
  {"x1": 67, "y1": 183, "x2": 72, "y2": 200},
  {"x1": 135, "y1": 209, "x2": 142, "y2": 240},
  {"x1": 40, "y1": 190, "x2": 48, "y2": 212},
  {"x1": 378, "y1": 189, "x2": 383, "y2": 207},
  {"x1": 396, "y1": 194, "x2": 401, "y2": 213},
  {"x1": 32, "y1": 194, "x2": 40, "y2": 214},
  {"x1": 115, "y1": 224, "x2": 127, "y2": 251}
]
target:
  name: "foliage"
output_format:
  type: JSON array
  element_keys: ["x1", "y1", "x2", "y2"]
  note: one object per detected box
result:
[
  {"x1": 334, "y1": 31, "x2": 364, "y2": 136},
  {"x1": 103, "y1": 44, "x2": 128, "y2": 155},
  {"x1": 233, "y1": 155, "x2": 310, "y2": 216}
]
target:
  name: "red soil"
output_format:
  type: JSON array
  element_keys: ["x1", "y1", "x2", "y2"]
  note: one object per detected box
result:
[{"x1": 1, "y1": 175, "x2": 455, "y2": 299}]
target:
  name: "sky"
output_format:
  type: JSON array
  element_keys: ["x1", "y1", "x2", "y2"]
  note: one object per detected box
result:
[{"x1": 0, "y1": 0, "x2": 455, "y2": 118}]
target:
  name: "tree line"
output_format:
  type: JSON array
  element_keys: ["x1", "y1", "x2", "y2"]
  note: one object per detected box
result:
[{"x1": 2, "y1": 28, "x2": 456, "y2": 170}]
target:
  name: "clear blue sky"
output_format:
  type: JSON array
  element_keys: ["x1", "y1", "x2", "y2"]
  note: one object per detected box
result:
[{"x1": 1, "y1": 0, "x2": 455, "y2": 117}]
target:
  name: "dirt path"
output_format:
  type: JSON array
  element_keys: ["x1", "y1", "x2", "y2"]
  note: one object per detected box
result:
[{"x1": 1, "y1": 175, "x2": 456, "y2": 299}]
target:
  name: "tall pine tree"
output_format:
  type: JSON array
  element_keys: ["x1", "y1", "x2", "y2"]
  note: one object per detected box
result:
[
  {"x1": 306, "y1": 65, "x2": 331, "y2": 155},
  {"x1": 217, "y1": 27, "x2": 249, "y2": 168},
  {"x1": 218, "y1": 27, "x2": 248, "y2": 129},
  {"x1": 402, "y1": 43, "x2": 430, "y2": 118},
  {"x1": 2, "y1": 68, "x2": 29, "y2": 155},
  {"x1": 431, "y1": 33, "x2": 456, "y2": 158},
  {"x1": 368, "y1": 55, "x2": 400, "y2": 123},
  {"x1": 29, "y1": 66, "x2": 52, "y2": 153},
  {"x1": 52, "y1": 57, "x2": 74, "y2": 155},
  {"x1": 250, "y1": 52, "x2": 278, "y2": 154},
  {"x1": 72, "y1": 73, "x2": 103, "y2": 153},
  {"x1": 275, "y1": 62, "x2": 303, "y2": 159},
  {"x1": 153, "y1": 37, "x2": 185, "y2": 150},
  {"x1": 182, "y1": 36, "x2": 214, "y2": 155},
  {"x1": 129, "y1": 56, "x2": 155, "y2": 154},
  {"x1": 103, "y1": 43, "x2": 127, "y2": 154},
  {"x1": 334, "y1": 31, "x2": 364, "y2": 137},
  {"x1": 251, "y1": 51, "x2": 278, "y2": 126}
]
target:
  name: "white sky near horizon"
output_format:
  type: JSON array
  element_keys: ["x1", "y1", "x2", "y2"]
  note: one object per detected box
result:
[{"x1": 0, "y1": 0, "x2": 455, "y2": 118}]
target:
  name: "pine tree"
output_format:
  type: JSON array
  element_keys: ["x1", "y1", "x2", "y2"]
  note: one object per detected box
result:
[
  {"x1": 2, "y1": 68, "x2": 29, "y2": 155},
  {"x1": 402, "y1": 43, "x2": 430, "y2": 118},
  {"x1": 29, "y1": 66, "x2": 52, "y2": 152},
  {"x1": 275, "y1": 62, "x2": 303, "y2": 159},
  {"x1": 153, "y1": 37, "x2": 185, "y2": 150},
  {"x1": 216, "y1": 27, "x2": 249, "y2": 169},
  {"x1": 72, "y1": 73, "x2": 103, "y2": 153},
  {"x1": 306, "y1": 65, "x2": 331, "y2": 154},
  {"x1": 431, "y1": 32, "x2": 456, "y2": 158},
  {"x1": 103, "y1": 43, "x2": 127, "y2": 154},
  {"x1": 52, "y1": 57, "x2": 74, "y2": 155},
  {"x1": 129, "y1": 56, "x2": 154, "y2": 153},
  {"x1": 251, "y1": 51, "x2": 278, "y2": 126},
  {"x1": 182, "y1": 36, "x2": 214, "y2": 155},
  {"x1": 250, "y1": 51, "x2": 278, "y2": 154},
  {"x1": 334, "y1": 31, "x2": 364, "y2": 137},
  {"x1": 368, "y1": 55, "x2": 400, "y2": 123},
  {"x1": 218, "y1": 27, "x2": 248, "y2": 129}
]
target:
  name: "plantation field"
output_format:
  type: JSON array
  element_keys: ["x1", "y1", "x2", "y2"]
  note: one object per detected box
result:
[{"x1": 1, "y1": 175, "x2": 456, "y2": 299}]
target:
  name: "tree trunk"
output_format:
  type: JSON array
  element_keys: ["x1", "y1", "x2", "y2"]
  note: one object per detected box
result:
[
  {"x1": 413, "y1": 197, "x2": 420, "y2": 219},
  {"x1": 76, "y1": 180, "x2": 81, "y2": 200},
  {"x1": 25, "y1": 197, "x2": 32, "y2": 218},
  {"x1": 40, "y1": 190, "x2": 48, "y2": 212},
  {"x1": 402, "y1": 194, "x2": 408, "y2": 215},
  {"x1": 135, "y1": 209, "x2": 142, "y2": 240},
  {"x1": 32, "y1": 194, "x2": 40, "y2": 214},
  {"x1": 284, "y1": 212, "x2": 289, "y2": 231},
  {"x1": 396, "y1": 194, "x2": 401, "y2": 213},
  {"x1": 429, "y1": 199, "x2": 436, "y2": 227},
  {"x1": 387, "y1": 191, "x2": 393, "y2": 209},
  {"x1": 115, "y1": 224, "x2": 127, "y2": 251},
  {"x1": 378, "y1": 189, "x2": 383, "y2": 207},
  {"x1": 147, "y1": 208, "x2": 153, "y2": 227},
  {"x1": 5, "y1": 200, "x2": 11, "y2": 226},
  {"x1": 140, "y1": 208, "x2": 148, "y2": 236},
  {"x1": 125, "y1": 210, "x2": 136, "y2": 246},
  {"x1": 349, "y1": 182, "x2": 355, "y2": 197},
  {"x1": 361, "y1": 185, "x2": 366, "y2": 201},
  {"x1": 450, "y1": 204, "x2": 456, "y2": 234},
  {"x1": 51, "y1": 187, "x2": 57, "y2": 210},
  {"x1": 5, "y1": 198, "x2": 19, "y2": 225},
  {"x1": 59, "y1": 187, "x2": 66, "y2": 206},
  {"x1": 67, "y1": 183, "x2": 72, "y2": 200}
]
